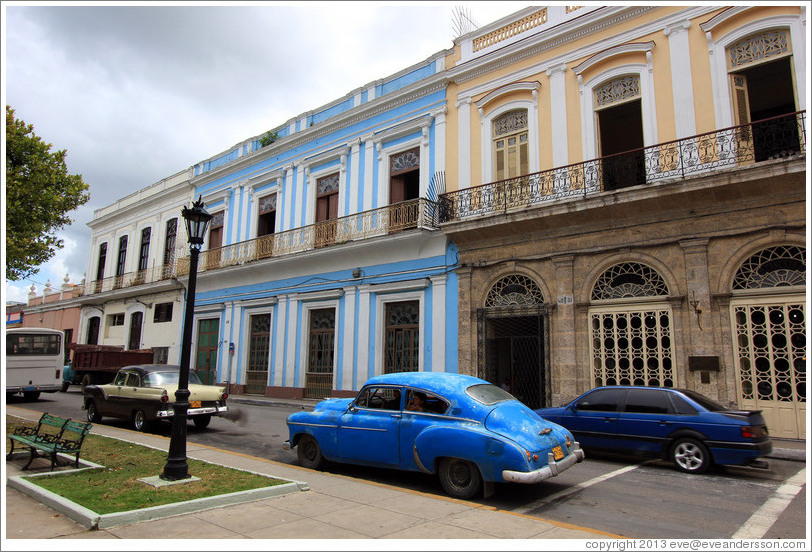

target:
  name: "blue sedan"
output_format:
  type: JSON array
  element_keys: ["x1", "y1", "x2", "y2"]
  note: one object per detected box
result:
[
  {"x1": 284, "y1": 372, "x2": 585, "y2": 499},
  {"x1": 535, "y1": 386, "x2": 772, "y2": 474}
]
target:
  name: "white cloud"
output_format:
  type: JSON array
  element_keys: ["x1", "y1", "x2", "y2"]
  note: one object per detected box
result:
[{"x1": 3, "y1": 1, "x2": 529, "y2": 304}]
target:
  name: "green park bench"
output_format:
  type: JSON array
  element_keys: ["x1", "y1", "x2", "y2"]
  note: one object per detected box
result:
[{"x1": 7, "y1": 413, "x2": 92, "y2": 471}]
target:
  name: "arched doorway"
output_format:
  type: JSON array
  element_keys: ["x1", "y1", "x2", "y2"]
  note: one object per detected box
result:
[
  {"x1": 730, "y1": 245, "x2": 805, "y2": 439},
  {"x1": 478, "y1": 274, "x2": 549, "y2": 409},
  {"x1": 588, "y1": 262, "x2": 674, "y2": 388}
]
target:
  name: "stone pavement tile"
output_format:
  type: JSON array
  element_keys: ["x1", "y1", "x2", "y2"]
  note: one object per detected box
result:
[
  {"x1": 372, "y1": 492, "x2": 473, "y2": 520},
  {"x1": 312, "y1": 503, "x2": 423, "y2": 537},
  {"x1": 5, "y1": 487, "x2": 90, "y2": 539},
  {"x1": 190, "y1": 499, "x2": 304, "y2": 534},
  {"x1": 383, "y1": 519, "x2": 497, "y2": 539},
  {"x1": 261, "y1": 490, "x2": 360, "y2": 518},
  {"x1": 105, "y1": 512, "x2": 245, "y2": 539},
  {"x1": 307, "y1": 476, "x2": 408, "y2": 503},
  {"x1": 531, "y1": 524, "x2": 608, "y2": 539},
  {"x1": 442, "y1": 507, "x2": 560, "y2": 539},
  {"x1": 244, "y1": 516, "x2": 367, "y2": 539}
]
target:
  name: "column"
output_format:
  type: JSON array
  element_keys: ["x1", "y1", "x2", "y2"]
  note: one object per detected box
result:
[
  {"x1": 356, "y1": 285, "x2": 372, "y2": 384},
  {"x1": 341, "y1": 286, "x2": 357, "y2": 390},
  {"x1": 284, "y1": 294, "x2": 299, "y2": 388},
  {"x1": 457, "y1": 97, "x2": 472, "y2": 188},
  {"x1": 430, "y1": 275, "x2": 447, "y2": 373},
  {"x1": 553, "y1": 255, "x2": 577, "y2": 399},
  {"x1": 272, "y1": 295, "x2": 287, "y2": 387}
]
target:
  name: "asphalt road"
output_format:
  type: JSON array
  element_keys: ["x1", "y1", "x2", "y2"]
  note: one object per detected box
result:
[{"x1": 6, "y1": 390, "x2": 806, "y2": 539}]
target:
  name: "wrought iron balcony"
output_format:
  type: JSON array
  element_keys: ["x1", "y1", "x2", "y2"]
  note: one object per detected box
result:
[
  {"x1": 83, "y1": 264, "x2": 180, "y2": 296},
  {"x1": 176, "y1": 197, "x2": 440, "y2": 276},
  {"x1": 439, "y1": 111, "x2": 806, "y2": 222}
]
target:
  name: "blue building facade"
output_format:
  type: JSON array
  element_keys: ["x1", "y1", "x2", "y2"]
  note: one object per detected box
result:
[{"x1": 179, "y1": 53, "x2": 457, "y2": 398}]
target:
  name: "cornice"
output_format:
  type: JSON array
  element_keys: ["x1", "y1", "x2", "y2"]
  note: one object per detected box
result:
[
  {"x1": 699, "y1": 7, "x2": 750, "y2": 33},
  {"x1": 453, "y1": 5, "x2": 717, "y2": 99},
  {"x1": 88, "y1": 182, "x2": 193, "y2": 229},
  {"x1": 572, "y1": 41, "x2": 655, "y2": 76}
]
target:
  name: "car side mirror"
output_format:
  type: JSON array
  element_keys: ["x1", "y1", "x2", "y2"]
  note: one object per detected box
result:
[{"x1": 348, "y1": 405, "x2": 357, "y2": 413}]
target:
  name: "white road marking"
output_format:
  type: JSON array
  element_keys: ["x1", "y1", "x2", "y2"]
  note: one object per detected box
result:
[
  {"x1": 514, "y1": 461, "x2": 651, "y2": 515},
  {"x1": 731, "y1": 467, "x2": 806, "y2": 539}
]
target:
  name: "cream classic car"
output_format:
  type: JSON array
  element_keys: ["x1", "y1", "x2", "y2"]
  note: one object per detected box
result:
[{"x1": 83, "y1": 364, "x2": 228, "y2": 431}]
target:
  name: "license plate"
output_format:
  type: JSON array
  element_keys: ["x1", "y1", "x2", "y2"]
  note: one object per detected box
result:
[
  {"x1": 552, "y1": 446, "x2": 564, "y2": 460},
  {"x1": 189, "y1": 401, "x2": 202, "y2": 408}
]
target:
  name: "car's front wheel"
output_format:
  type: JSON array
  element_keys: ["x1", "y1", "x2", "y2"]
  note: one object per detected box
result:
[
  {"x1": 132, "y1": 410, "x2": 150, "y2": 432},
  {"x1": 193, "y1": 414, "x2": 211, "y2": 430},
  {"x1": 22, "y1": 391, "x2": 41, "y2": 401},
  {"x1": 297, "y1": 434, "x2": 325, "y2": 470},
  {"x1": 671, "y1": 437, "x2": 711, "y2": 474},
  {"x1": 86, "y1": 400, "x2": 102, "y2": 423},
  {"x1": 439, "y1": 458, "x2": 482, "y2": 499}
]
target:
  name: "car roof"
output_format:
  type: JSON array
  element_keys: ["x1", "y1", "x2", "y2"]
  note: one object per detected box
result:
[
  {"x1": 363, "y1": 372, "x2": 490, "y2": 395},
  {"x1": 119, "y1": 364, "x2": 181, "y2": 376}
]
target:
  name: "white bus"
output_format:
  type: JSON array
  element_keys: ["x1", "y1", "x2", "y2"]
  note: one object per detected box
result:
[{"x1": 5, "y1": 327, "x2": 65, "y2": 401}]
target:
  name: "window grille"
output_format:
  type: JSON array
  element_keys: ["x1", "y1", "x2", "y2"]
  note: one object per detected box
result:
[
  {"x1": 590, "y1": 308, "x2": 674, "y2": 388},
  {"x1": 734, "y1": 303, "x2": 805, "y2": 404},
  {"x1": 592, "y1": 262, "x2": 669, "y2": 300},
  {"x1": 732, "y1": 245, "x2": 806, "y2": 290},
  {"x1": 493, "y1": 110, "x2": 528, "y2": 137},
  {"x1": 390, "y1": 148, "x2": 420, "y2": 174},
  {"x1": 385, "y1": 301, "x2": 420, "y2": 374},
  {"x1": 729, "y1": 30, "x2": 790, "y2": 69},
  {"x1": 485, "y1": 275, "x2": 544, "y2": 307},
  {"x1": 259, "y1": 194, "x2": 277, "y2": 214},
  {"x1": 595, "y1": 75, "x2": 640, "y2": 108},
  {"x1": 317, "y1": 173, "x2": 340, "y2": 195}
]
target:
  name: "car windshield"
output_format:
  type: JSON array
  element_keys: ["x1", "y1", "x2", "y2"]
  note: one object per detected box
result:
[
  {"x1": 466, "y1": 383, "x2": 514, "y2": 406},
  {"x1": 143, "y1": 371, "x2": 202, "y2": 387},
  {"x1": 679, "y1": 389, "x2": 727, "y2": 412}
]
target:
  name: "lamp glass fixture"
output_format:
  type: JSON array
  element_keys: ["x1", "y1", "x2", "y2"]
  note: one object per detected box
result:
[{"x1": 182, "y1": 197, "x2": 212, "y2": 246}]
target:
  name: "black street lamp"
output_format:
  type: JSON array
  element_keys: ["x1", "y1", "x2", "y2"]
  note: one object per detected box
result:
[{"x1": 161, "y1": 197, "x2": 212, "y2": 481}]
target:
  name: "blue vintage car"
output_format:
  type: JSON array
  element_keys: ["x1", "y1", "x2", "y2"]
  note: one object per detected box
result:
[
  {"x1": 284, "y1": 372, "x2": 584, "y2": 499},
  {"x1": 535, "y1": 386, "x2": 773, "y2": 474}
]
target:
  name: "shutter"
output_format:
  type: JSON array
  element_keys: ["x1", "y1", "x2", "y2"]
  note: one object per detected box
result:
[
  {"x1": 519, "y1": 133, "x2": 529, "y2": 176},
  {"x1": 495, "y1": 141, "x2": 505, "y2": 181},
  {"x1": 730, "y1": 73, "x2": 754, "y2": 163}
]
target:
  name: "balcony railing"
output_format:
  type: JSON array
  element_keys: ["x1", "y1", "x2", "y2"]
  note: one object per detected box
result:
[
  {"x1": 84, "y1": 263, "x2": 181, "y2": 295},
  {"x1": 176, "y1": 198, "x2": 439, "y2": 276},
  {"x1": 439, "y1": 111, "x2": 806, "y2": 221}
]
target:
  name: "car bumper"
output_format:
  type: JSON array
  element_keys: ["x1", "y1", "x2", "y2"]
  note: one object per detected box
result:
[
  {"x1": 502, "y1": 443, "x2": 585, "y2": 484},
  {"x1": 7, "y1": 385, "x2": 61, "y2": 394},
  {"x1": 156, "y1": 405, "x2": 228, "y2": 418}
]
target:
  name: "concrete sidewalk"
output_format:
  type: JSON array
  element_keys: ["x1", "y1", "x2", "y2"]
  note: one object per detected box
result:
[{"x1": 4, "y1": 405, "x2": 618, "y2": 541}]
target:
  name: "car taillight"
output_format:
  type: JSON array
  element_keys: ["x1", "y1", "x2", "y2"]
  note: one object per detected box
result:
[
  {"x1": 221, "y1": 392, "x2": 228, "y2": 400},
  {"x1": 741, "y1": 426, "x2": 761, "y2": 439},
  {"x1": 56, "y1": 369, "x2": 61, "y2": 379},
  {"x1": 161, "y1": 393, "x2": 169, "y2": 403}
]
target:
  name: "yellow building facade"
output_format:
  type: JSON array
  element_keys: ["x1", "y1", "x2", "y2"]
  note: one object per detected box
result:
[{"x1": 439, "y1": 6, "x2": 806, "y2": 438}]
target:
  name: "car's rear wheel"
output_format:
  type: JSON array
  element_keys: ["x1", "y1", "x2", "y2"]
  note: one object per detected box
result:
[
  {"x1": 438, "y1": 458, "x2": 482, "y2": 499},
  {"x1": 61, "y1": 381, "x2": 71, "y2": 392},
  {"x1": 297, "y1": 434, "x2": 325, "y2": 470},
  {"x1": 671, "y1": 437, "x2": 711, "y2": 474},
  {"x1": 132, "y1": 410, "x2": 149, "y2": 432},
  {"x1": 193, "y1": 414, "x2": 211, "y2": 430},
  {"x1": 86, "y1": 400, "x2": 102, "y2": 423}
]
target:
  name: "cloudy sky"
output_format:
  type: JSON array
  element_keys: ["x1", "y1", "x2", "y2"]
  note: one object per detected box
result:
[{"x1": 3, "y1": 1, "x2": 529, "y2": 304}]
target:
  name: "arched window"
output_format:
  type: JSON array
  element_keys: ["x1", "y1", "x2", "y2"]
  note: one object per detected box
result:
[
  {"x1": 591, "y1": 262, "x2": 669, "y2": 300},
  {"x1": 492, "y1": 109, "x2": 529, "y2": 181},
  {"x1": 485, "y1": 274, "x2": 544, "y2": 307},
  {"x1": 590, "y1": 262, "x2": 673, "y2": 388},
  {"x1": 732, "y1": 245, "x2": 806, "y2": 290}
]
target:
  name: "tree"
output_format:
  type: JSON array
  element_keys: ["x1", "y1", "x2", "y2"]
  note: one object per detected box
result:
[{"x1": 6, "y1": 105, "x2": 90, "y2": 281}]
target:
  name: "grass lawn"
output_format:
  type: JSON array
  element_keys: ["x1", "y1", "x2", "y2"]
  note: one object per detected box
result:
[{"x1": 6, "y1": 415, "x2": 286, "y2": 515}]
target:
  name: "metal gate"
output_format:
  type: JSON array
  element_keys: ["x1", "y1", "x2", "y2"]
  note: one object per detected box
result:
[
  {"x1": 478, "y1": 310, "x2": 549, "y2": 409},
  {"x1": 731, "y1": 298, "x2": 806, "y2": 439},
  {"x1": 304, "y1": 308, "x2": 336, "y2": 399}
]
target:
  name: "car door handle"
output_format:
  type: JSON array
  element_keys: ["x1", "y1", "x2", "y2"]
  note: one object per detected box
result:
[
  {"x1": 391, "y1": 414, "x2": 402, "y2": 419},
  {"x1": 659, "y1": 421, "x2": 671, "y2": 426}
]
